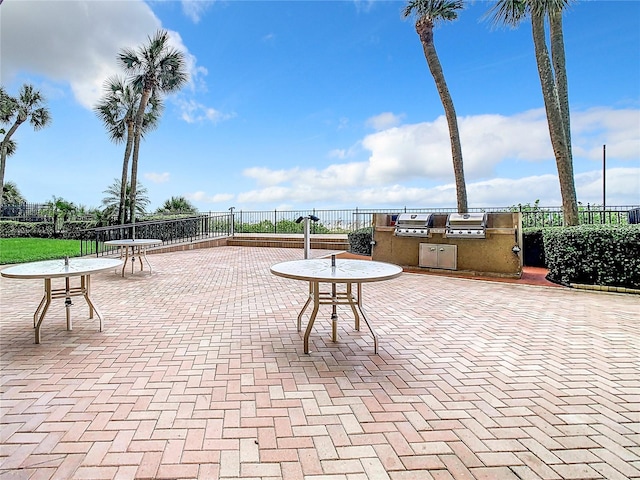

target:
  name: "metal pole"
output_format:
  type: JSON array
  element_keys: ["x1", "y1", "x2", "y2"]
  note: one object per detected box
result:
[{"x1": 304, "y1": 217, "x2": 311, "y2": 259}]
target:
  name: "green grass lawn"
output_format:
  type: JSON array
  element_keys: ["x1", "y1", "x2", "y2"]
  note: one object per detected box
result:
[{"x1": 0, "y1": 238, "x2": 83, "y2": 265}]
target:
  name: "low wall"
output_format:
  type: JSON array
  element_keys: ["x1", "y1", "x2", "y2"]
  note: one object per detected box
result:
[{"x1": 372, "y1": 213, "x2": 523, "y2": 278}]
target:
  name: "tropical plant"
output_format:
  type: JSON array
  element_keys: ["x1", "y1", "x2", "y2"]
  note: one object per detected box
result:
[
  {"x1": 2, "y1": 180, "x2": 25, "y2": 205},
  {"x1": 156, "y1": 196, "x2": 198, "y2": 215},
  {"x1": 101, "y1": 179, "x2": 150, "y2": 224},
  {"x1": 118, "y1": 30, "x2": 188, "y2": 230},
  {"x1": 94, "y1": 76, "x2": 164, "y2": 226},
  {"x1": 42, "y1": 196, "x2": 77, "y2": 236},
  {"x1": 0, "y1": 84, "x2": 52, "y2": 206},
  {"x1": 403, "y1": 0, "x2": 468, "y2": 213},
  {"x1": 485, "y1": 0, "x2": 579, "y2": 225}
]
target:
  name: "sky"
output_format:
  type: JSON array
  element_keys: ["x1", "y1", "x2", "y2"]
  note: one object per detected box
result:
[{"x1": 1, "y1": 0, "x2": 639, "y2": 213}]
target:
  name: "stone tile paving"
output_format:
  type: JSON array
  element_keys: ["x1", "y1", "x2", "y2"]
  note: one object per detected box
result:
[{"x1": 0, "y1": 246, "x2": 638, "y2": 480}]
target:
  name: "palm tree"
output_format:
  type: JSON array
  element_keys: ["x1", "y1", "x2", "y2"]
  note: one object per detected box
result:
[
  {"x1": 94, "y1": 76, "x2": 164, "y2": 226},
  {"x1": 485, "y1": 0, "x2": 579, "y2": 225},
  {"x1": 0, "y1": 84, "x2": 51, "y2": 206},
  {"x1": 403, "y1": 0, "x2": 468, "y2": 213},
  {"x1": 118, "y1": 30, "x2": 188, "y2": 235},
  {"x1": 156, "y1": 196, "x2": 198, "y2": 215},
  {"x1": 101, "y1": 179, "x2": 150, "y2": 224},
  {"x1": 2, "y1": 180, "x2": 25, "y2": 203}
]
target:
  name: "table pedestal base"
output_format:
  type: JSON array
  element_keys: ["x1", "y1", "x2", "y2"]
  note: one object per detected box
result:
[
  {"x1": 117, "y1": 246, "x2": 153, "y2": 277},
  {"x1": 297, "y1": 282, "x2": 378, "y2": 354},
  {"x1": 33, "y1": 276, "x2": 103, "y2": 344}
]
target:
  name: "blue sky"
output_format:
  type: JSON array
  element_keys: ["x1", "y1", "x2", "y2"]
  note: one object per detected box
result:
[{"x1": 1, "y1": 0, "x2": 639, "y2": 212}]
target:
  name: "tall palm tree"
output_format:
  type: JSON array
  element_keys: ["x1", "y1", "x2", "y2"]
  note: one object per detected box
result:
[
  {"x1": 94, "y1": 76, "x2": 163, "y2": 226},
  {"x1": 0, "y1": 84, "x2": 51, "y2": 206},
  {"x1": 118, "y1": 30, "x2": 188, "y2": 235},
  {"x1": 485, "y1": 0, "x2": 579, "y2": 225},
  {"x1": 101, "y1": 179, "x2": 150, "y2": 224},
  {"x1": 403, "y1": 0, "x2": 468, "y2": 213}
]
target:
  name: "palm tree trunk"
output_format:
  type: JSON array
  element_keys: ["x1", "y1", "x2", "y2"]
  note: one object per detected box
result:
[
  {"x1": 0, "y1": 146, "x2": 6, "y2": 207},
  {"x1": 531, "y1": 12, "x2": 578, "y2": 226},
  {"x1": 129, "y1": 89, "x2": 152, "y2": 238},
  {"x1": 118, "y1": 121, "x2": 134, "y2": 225},
  {"x1": 417, "y1": 19, "x2": 468, "y2": 213},
  {"x1": 549, "y1": 12, "x2": 571, "y2": 156},
  {"x1": 0, "y1": 120, "x2": 23, "y2": 207}
]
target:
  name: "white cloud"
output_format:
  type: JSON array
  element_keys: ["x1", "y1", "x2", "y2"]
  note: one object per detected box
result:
[
  {"x1": 181, "y1": 0, "x2": 214, "y2": 23},
  {"x1": 1, "y1": 0, "x2": 212, "y2": 112},
  {"x1": 196, "y1": 106, "x2": 639, "y2": 209},
  {"x1": 187, "y1": 191, "x2": 235, "y2": 203},
  {"x1": 365, "y1": 112, "x2": 404, "y2": 131},
  {"x1": 144, "y1": 172, "x2": 170, "y2": 183},
  {"x1": 177, "y1": 98, "x2": 235, "y2": 124}
]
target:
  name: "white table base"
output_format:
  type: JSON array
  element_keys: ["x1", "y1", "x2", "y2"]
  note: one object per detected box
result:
[
  {"x1": 33, "y1": 275, "x2": 103, "y2": 344},
  {"x1": 297, "y1": 281, "x2": 378, "y2": 354}
]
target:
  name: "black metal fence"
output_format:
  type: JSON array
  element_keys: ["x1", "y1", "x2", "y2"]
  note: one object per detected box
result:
[
  {"x1": 229, "y1": 204, "x2": 637, "y2": 231},
  {"x1": 2, "y1": 204, "x2": 638, "y2": 251},
  {"x1": 81, "y1": 213, "x2": 232, "y2": 256},
  {"x1": 1, "y1": 202, "x2": 51, "y2": 221}
]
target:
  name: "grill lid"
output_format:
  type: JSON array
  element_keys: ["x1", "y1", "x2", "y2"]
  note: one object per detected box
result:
[
  {"x1": 395, "y1": 213, "x2": 434, "y2": 237},
  {"x1": 446, "y1": 213, "x2": 486, "y2": 227},
  {"x1": 445, "y1": 213, "x2": 487, "y2": 238}
]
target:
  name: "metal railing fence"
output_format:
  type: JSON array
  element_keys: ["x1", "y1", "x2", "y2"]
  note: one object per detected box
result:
[
  {"x1": 81, "y1": 213, "x2": 232, "y2": 256},
  {"x1": 229, "y1": 204, "x2": 637, "y2": 231}
]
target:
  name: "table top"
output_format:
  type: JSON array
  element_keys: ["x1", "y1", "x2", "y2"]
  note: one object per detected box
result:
[
  {"x1": 270, "y1": 258, "x2": 402, "y2": 283},
  {"x1": 1, "y1": 258, "x2": 124, "y2": 280},
  {"x1": 104, "y1": 239, "x2": 162, "y2": 247}
]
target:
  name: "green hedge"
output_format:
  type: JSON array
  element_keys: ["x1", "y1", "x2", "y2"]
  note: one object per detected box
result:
[
  {"x1": 348, "y1": 227, "x2": 373, "y2": 255},
  {"x1": 0, "y1": 221, "x2": 55, "y2": 238},
  {"x1": 62, "y1": 221, "x2": 98, "y2": 240},
  {"x1": 543, "y1": 224, "x2": 640, "y2": 289}
]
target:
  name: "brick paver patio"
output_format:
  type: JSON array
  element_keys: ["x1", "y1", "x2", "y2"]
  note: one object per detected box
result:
[{"x1": 1, "y1": 246, "x2": 638, "y2": 480}]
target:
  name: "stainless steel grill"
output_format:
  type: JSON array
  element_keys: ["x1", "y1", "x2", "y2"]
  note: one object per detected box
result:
[
  {"x1": 394, "y1": 213, "x2": 434, "y2": 237},
  {"x1": 445, "y1": 213, "x2": 487, "y2": 238}
]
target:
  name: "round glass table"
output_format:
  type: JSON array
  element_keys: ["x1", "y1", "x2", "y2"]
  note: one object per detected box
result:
[
  {"x1": 104, "y1": 239, "x2": 162, "y2": 277},
  {"x1": 270, "y1": 257, "x2": 402, "y2": 354},
  {"x1": 1, "y1": 257, "x2": 123, "y2": 343}
]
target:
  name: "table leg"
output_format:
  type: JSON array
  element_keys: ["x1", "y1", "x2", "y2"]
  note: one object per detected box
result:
[
  {"x1": 303, "y1": 281, "x2": 320, "y2": 354},
  {"x1": 120, "y1": 247, "x2": 130, "y2": 277},
  {"x1": 137, "y1": 246, "x2": 144, "y2": 272},
  {"x1": 346, "y1": 283, "x2": 360, "y2": 331},
  {"x1": 34, "y1": 279, "x2": 53, "y2": 344},
  {"x1": 354, "y1": 282, "x2": 378, "y2": 354},
  {"x1": 331, "y1": 282, "x2": 338, "y2": 342},
  {"x1": 297, "y1": 282, "x2": 313, "y2": 332},
  {"x1": 33, "y1": 293, "x2": 47, "y2": 328},
  {"x1": 65, "y1": 277, "x2": 72, "y2": 331},
  {"x1": 82, "y1": 275, "x2": 104, "y2": 332}
]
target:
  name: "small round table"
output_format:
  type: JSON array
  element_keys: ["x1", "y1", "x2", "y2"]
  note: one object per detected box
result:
[
  {"x1": 104, "y1": 239, "x2": 162, "y2": 277},
  {"x1": 270, "y1": 257, "x2": 402, "y2": 354},
  {"x1": 1, "y1": 257, "x2": 123, "y2": 344}
]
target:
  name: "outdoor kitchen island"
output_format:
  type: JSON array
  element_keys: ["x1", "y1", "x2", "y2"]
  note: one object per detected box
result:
[{"x1": 372, "y1": 212, "x2": 523, "y2": 278}]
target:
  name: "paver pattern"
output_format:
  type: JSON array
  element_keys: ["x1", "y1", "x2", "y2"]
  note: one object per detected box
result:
[{"x1": 1, "y1": 246, "x2": 638, "y2": 480}]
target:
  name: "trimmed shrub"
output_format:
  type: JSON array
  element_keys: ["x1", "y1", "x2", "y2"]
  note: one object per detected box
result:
[
  {"x1": 348, "y1": 227, "x2": 373, "y2": 255},
  {"x1": 0, "y1": 221, "x2": 55, "y2": 238},
  {"x1": 543, "y1": 224, "x2": 640, "y2": 289},
  {"x1": 63, "y1": 221, "x2": 98, "y2": 240}
]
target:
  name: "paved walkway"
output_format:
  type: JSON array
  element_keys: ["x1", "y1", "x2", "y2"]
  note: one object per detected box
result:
[{"x1": 1, "y1": 247, "x2": 638, "y2": 480}]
